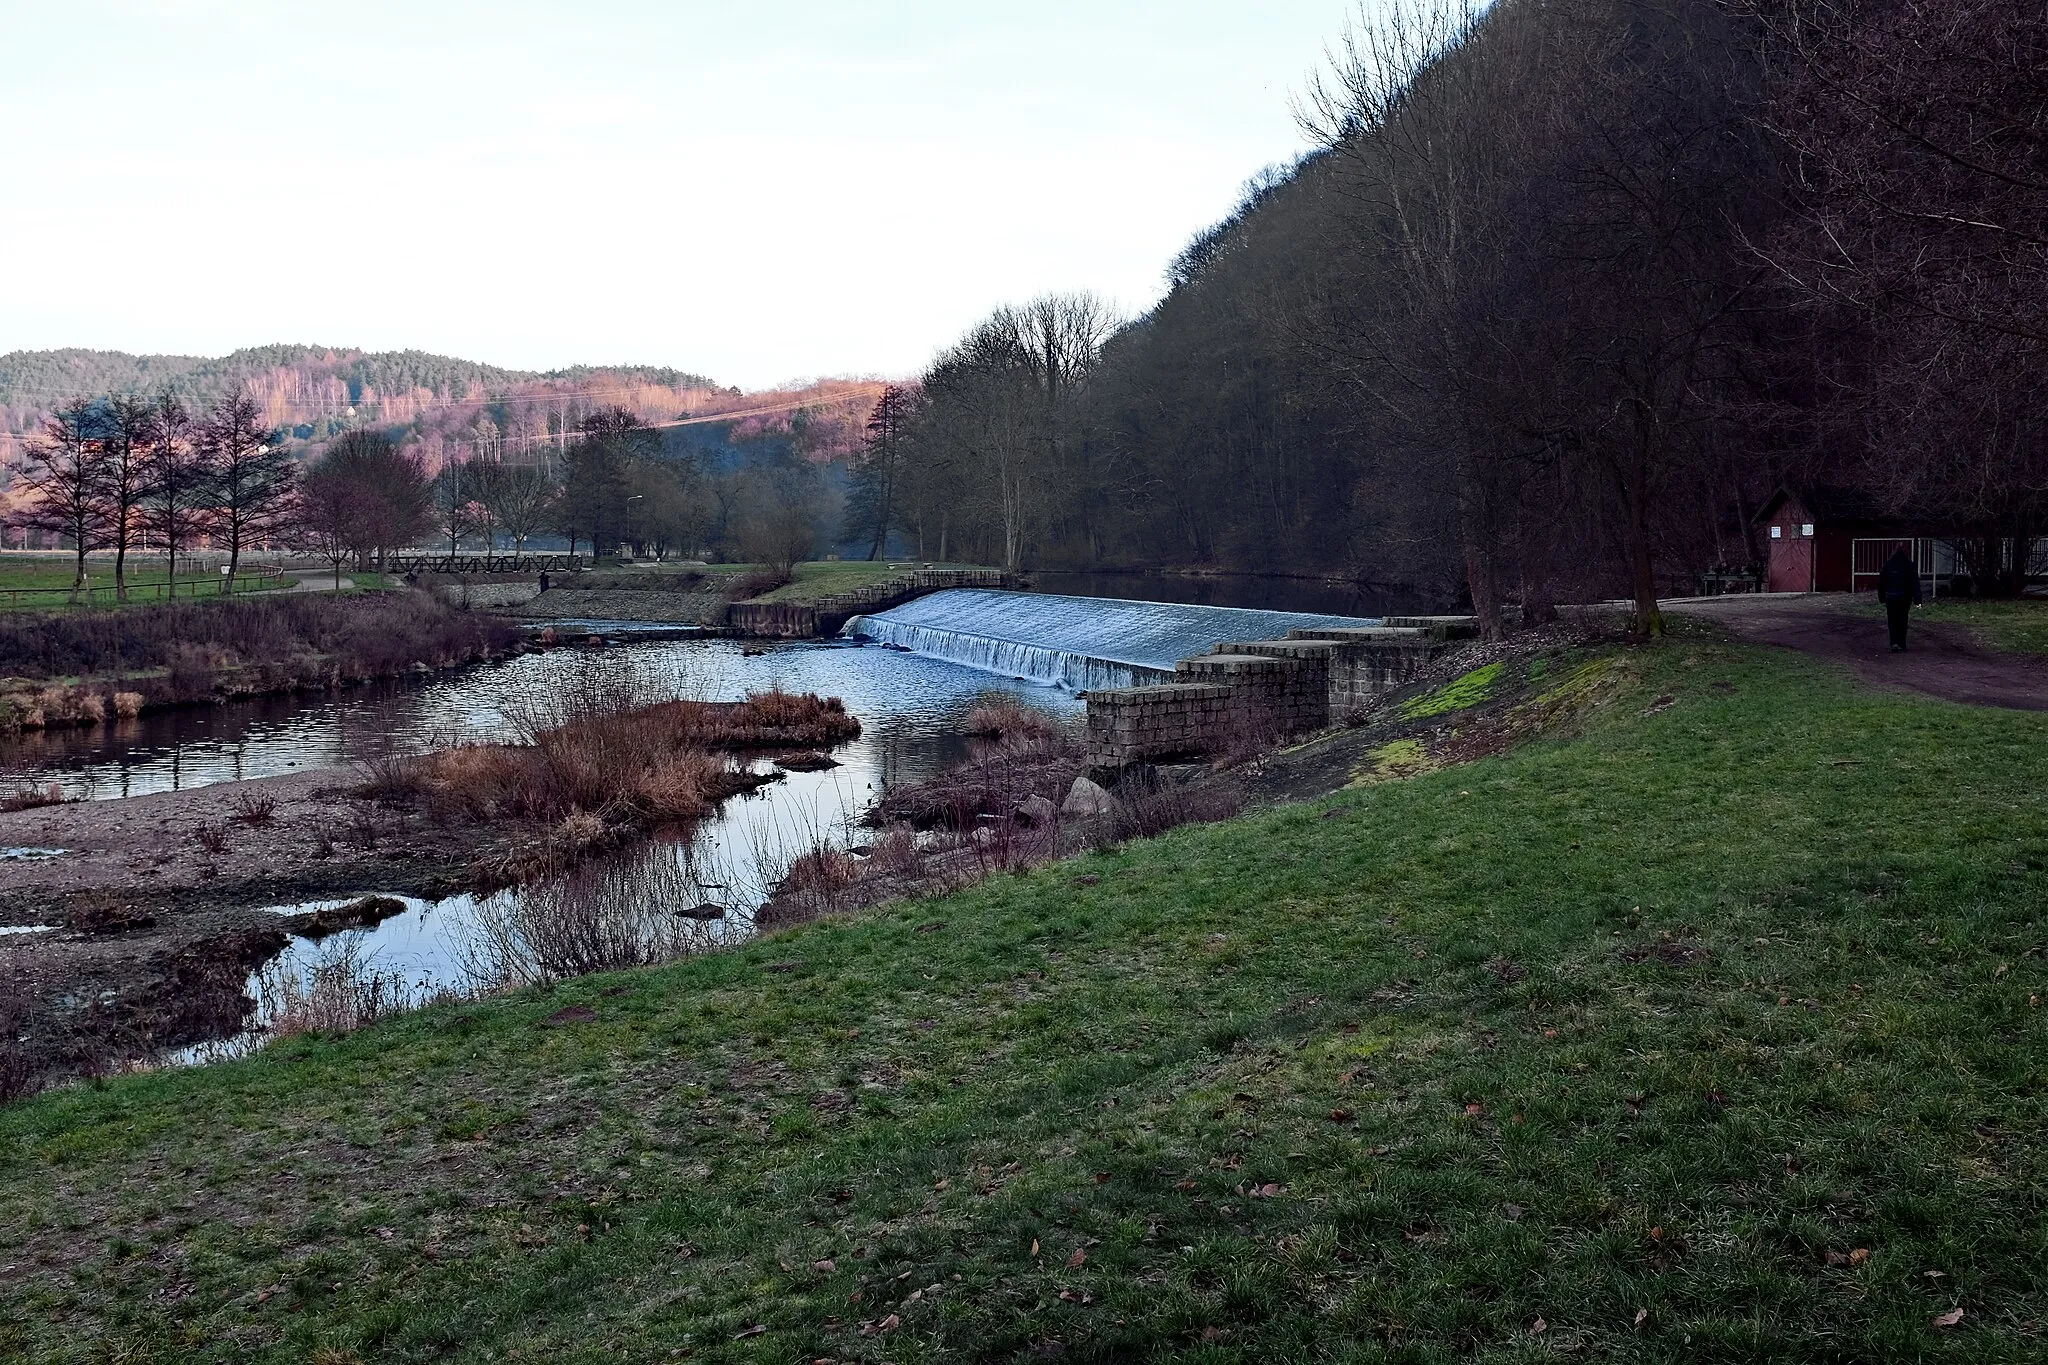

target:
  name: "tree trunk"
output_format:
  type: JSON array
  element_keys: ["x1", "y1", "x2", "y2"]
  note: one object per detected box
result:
[
  {"x1": 1452, "y1": 446, "x2": 1503, "y2": 640},
  {"x1": 1626, "y1": 479, "x2": 1663, "y2": 636}
]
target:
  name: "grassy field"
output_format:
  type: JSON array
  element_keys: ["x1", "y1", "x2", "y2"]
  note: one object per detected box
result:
[
  {"x1": 0, "y1": 558, "x2": 288, "y2": 611},
  {"x1": 745, "y1": 561, "x2": 995, "y2": 604},
  {"x1": 2, "y1": 632, "x2": 2045, "y2": 1361},
  {"x1": 1911, "y1": 599, "x2": 2048, "y2": 654}
]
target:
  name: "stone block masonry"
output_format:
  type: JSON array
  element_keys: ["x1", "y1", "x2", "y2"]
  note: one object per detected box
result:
[
  {"x1": 1279, "y1": 628, "x2": 1440, "y2": 712},
  {"x1": 1176, "y1": 649, "x2": 1330, "y2": 738},
  {"x1": 1081, "y1": 616, "x2": 1466, "y2": 768},
  {"x1": 1084, "y1": 683, "x2": 1236, "y2": 766}
]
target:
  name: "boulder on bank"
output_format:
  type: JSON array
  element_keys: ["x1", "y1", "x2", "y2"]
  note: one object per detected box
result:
[
  {"x1": 1062, "y1": 776, "x2": 1117, "y2": 818},
  {"x1": 1015, "y1": 794, "x2": 1058, "y2": 826}
]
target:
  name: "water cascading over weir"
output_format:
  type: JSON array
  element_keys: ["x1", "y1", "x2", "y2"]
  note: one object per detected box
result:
[{"x1": 841, "y1": 589, "x2": 1383, "y2": 691}]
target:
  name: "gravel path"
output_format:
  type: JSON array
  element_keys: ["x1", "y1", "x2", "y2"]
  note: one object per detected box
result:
[{"x1": 1667, "y1": 594, "x2": 2048, "y2": 710}]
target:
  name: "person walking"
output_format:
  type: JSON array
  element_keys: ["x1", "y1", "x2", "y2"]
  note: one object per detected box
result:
[{"x1": 1877, "y1": 543, "x2": 1922, "y2": 652}]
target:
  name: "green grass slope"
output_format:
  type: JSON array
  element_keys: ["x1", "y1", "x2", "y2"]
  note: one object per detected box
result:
[{"x1": 3, "y1": 635, "x2": 2046, "y2": 1362}]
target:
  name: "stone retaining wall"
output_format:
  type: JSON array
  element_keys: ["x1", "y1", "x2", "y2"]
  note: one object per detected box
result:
[
  {"x1": 727, "y1": 602, "x2": 820, "y2": 637},
  {"x1": 1081, "y1": 616, "x2": 1466, "y2": 767},
  {"x1": 1277, "y1": 629, "x2": 1439, "y2": 713},
  {"x1": 1175, "y1": 649, "x2": 1329, "y2": 736},
  {"x1": 1083, "y1": 683, "x2": 1236, "y2": 765}
]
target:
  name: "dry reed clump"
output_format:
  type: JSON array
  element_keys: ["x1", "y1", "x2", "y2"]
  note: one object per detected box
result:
[
  {"x1": 961, "y1": 696, "x2": 1070, "y2": 752},
  {"x1": 231, "y1": 790, "x2": 278, "y2": 827},
  {"x1": 112, "y1": 691, "x2": 144, "y2": 719},
  {"x1": 256, "y1": 941, "x2": 444, "y2": 1041},
  {"x1": 461, "y1": 843, "x2": 728, "y2": 987},
  {"x1": 0, "y1": 781, "x2": 67, "y2": 814},
  {"x1": 367, "y1": 689, "x2": 847, "y2": 869}
]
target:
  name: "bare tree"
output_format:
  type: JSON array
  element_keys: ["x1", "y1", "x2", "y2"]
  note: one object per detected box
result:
[
  {"x1": 199, "y1": 394, "x2": 295, "y2": 591},
  {"x1": 16, "y1": 400, "x2": 108, "y2": 595},
  {"x1": 481, "y1": 463, "x2": 560, "y2": 552},
  {"x1": 100, "y1": 396, "x2": 154, "y2": 600},
  {"x1": 142, "y1": 391, "x2": 210, "y2": 598},
  {"x1": 310, "y1": 430, "x2": 435, "y2": 569},
  {"x1": 292, "y1": 459, "x2": 370, "y2": 590}
]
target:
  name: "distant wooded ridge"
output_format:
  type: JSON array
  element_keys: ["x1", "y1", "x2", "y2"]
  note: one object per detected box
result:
[{"x1": 0, "y1": 346, "x2": 888, "y2": 469}]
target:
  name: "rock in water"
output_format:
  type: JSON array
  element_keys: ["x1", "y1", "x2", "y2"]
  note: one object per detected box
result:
[
  {"x1": 1062, "y1": 776, "x2": 1117, "y2": 818},
  {"x1": 1014, "y1": 794, "x2": 1058, "y2": 827},
  {"x1": 677, "y1": 902, "x2": 727, "y2": 920}
]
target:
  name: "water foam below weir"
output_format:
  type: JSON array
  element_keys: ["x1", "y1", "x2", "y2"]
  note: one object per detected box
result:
[{"x1": 844, "y1": 589, "x2": 1381, "y2": 690}]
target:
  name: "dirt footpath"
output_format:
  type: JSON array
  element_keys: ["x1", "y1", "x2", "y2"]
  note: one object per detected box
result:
[{"x1": 1667, "y1": 595, "x2": 2048, "y2": 710}]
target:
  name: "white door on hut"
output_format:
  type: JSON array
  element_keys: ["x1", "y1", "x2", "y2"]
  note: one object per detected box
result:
[{"x1": 1850, "y1": 538, "x2": 1960, "y2": 596}]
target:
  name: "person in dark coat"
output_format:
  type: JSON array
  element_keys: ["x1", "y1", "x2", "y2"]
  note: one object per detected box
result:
[{"x1": 1876, "y1": 544, "x2": 1922, "y2": 651}]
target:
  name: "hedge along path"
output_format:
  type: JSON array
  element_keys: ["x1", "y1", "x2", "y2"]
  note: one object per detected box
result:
[{"x1": 1, "y1": 635, "x2": 2046, "y2": 1362}]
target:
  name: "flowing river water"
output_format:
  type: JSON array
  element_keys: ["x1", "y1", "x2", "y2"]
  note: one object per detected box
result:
[{"x1": 0, "y1": 589, "x2": 1376, "y2": 1058}]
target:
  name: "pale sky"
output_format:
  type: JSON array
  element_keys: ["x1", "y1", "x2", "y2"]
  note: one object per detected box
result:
[{"x1": 0, "y1": 1, "x2": 1361, "y2": 390}]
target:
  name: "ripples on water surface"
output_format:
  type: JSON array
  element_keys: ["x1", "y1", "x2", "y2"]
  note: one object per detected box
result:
[
  {"x1": 847, "y1": 588, "x2": 1380, "y2": 690},
  {"x1": 0, "y1": 635, "x2": 1076, "y2": 802},
  {"x1": 0, "y1": 631, "x2": 1082, "y2": 1057}
]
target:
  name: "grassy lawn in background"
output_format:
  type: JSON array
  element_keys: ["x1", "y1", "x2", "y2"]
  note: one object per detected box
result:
[
  {"x1": 1912, "y1": 598, "x2": 2048, "y2": 654},
  {"x1": 0, "y1": 559, "x2": 289, "y2": 611},
  {"x1": 3, "y1": 633, "x2": 2046, "y2": 1362},
  {"x1": 746, "y1": 560, "x2": 997, "y2": 604}
]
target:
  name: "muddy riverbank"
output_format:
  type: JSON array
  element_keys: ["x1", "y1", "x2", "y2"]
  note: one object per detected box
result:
[{"x1": 0, "y1": 768, "x2": 506, "y2": 1088}]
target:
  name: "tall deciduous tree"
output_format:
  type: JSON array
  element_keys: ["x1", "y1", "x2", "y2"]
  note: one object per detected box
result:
[
  {"x1": 481, "y1": 463, "x2": 560, "y2": 552},
  {"x1": 100, "y1": 395, "x2": 154, "y2": 600},
  {"x1": 16, "y1": 399, "x2": 108, "y2": 595},
  {"x1": 199, "y1": 393, "x2": 295, "y2": 590},
  {"x1": 142, "y1": 391, "x2": 210, "y2": 597},
  {"x1": 308, "y1": 430, "x2": 435, "y2": 568},
  {"x1": 845, "y1": 384, "x2": 916, "y2": 559}
]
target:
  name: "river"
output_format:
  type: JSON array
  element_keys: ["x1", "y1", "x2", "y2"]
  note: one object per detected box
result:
[{"x1": 1, "y1": 588, "x2": 1375, "y2": 1056}]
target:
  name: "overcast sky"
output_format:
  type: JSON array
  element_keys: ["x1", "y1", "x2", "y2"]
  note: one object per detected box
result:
[{"x1": 1, "y1": 1, "x2": 1360, "y2": 389}]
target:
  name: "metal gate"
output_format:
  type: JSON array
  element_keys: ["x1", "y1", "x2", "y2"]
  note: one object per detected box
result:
[{"x1": 1850, "y1": 538, "x2": 1958, "y2": 596}]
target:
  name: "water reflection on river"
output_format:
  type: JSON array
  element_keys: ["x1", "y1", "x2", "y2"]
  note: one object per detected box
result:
[
  {"x1": 3, "y1": 632, "x2": 1079, "y2": 1058},
  {"x1": 0, "y1": 635, "x2": 1076, "y2": 802}
]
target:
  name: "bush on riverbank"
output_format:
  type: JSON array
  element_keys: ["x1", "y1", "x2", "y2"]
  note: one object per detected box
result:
[
  {"x1": 365, "y1": 688, "x2": 861, "y2": 841},
  {"x1": 0, "y1": 594, "x2": 523, "y2": 729}
]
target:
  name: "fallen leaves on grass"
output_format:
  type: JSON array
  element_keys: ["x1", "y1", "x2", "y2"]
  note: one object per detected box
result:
[{"x1": 1933, "y1": 1308, "x2": 1965, "y2": 1328}]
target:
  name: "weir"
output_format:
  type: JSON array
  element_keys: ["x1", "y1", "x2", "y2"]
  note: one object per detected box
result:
[{"x1": 843, "y1": 589, "x2": 1382, "y2": 691}]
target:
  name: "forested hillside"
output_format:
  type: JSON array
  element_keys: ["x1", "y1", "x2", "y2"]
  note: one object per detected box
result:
[
  {"x1": 850, "y1": 0, "x2": 2046, "y2": 631},
  {"x1": 0, "y1": 346, "x2": 883, "y2": 475}
]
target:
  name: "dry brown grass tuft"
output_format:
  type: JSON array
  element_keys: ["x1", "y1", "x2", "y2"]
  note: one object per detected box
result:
[
  {"x1": 961, "y1": 695, "x2": 1069, "y2": 752},
  {"x1": 365, "y1": 689, "x2": 849, "y2": 881},
  {"x1": 0, "y1": 781, "x2": 66, "y2": 814}
]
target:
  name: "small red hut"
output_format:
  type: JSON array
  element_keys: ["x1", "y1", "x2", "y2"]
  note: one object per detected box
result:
[{"x1": 1754, "y1": 486, "x2": 1962, "y2": 596}]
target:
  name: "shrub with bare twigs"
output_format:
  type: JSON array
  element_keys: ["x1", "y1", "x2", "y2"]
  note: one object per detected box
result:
[
  {"x1": 0, "y1": 781, "x2": 66, "y2": 814},
  {"x1": 366, "y1": 687, "x2": 854, "y2": 833},
  {"x1": 961, "y1": 695, "x2": 1070, "y2": 752},
  {"x1": 231, "y1": 791, "x2": 277, "y2": 827}
]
